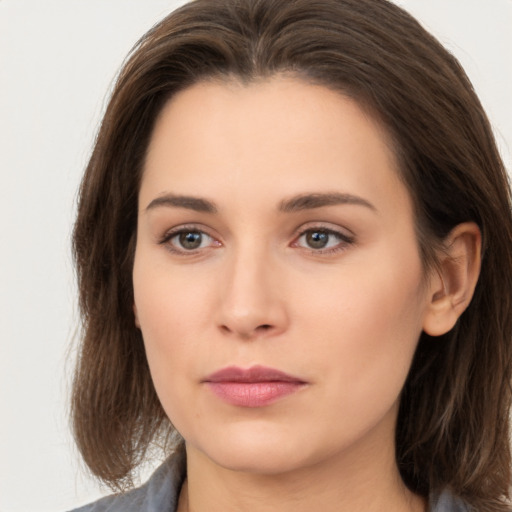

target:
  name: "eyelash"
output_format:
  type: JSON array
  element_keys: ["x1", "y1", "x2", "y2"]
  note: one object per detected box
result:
[
  {"x1": 292, "y1": 227, "x2": 355, "y2": 255},
  {"x1": 158, "y1": 225, "x2": 355, "y2": 256},
  {"x1": 158, "y1": 225, "x2": 219, "y2": 255}
]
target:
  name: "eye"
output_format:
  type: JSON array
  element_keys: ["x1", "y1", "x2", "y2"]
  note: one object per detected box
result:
[
  {"x1": 175, "y1": 231, "x2": 208, "y2": 250},
  {"x1": 294, "y1": 228, "x2": 354, "y2": 253},
  {"x1": 160, "y1": 227, "x2": 220, "y2": 254}
]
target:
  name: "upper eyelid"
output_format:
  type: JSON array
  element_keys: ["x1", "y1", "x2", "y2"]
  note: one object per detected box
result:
[
  {"x1": 293, "y1": 222, "x2": 355, "y2": 239},
  {"x1": 297, "y1": 228, "x2": 351, "y2": 241},
  {"x1": 160, "y1": 223, "x2": 216, "y2": 240}
]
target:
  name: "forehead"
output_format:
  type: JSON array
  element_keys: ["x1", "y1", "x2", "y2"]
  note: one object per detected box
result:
[{"x1": 141, "y1": 76, "x2": 409, "y2": 216}]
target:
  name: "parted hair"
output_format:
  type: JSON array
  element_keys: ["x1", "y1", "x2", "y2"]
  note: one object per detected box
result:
[{"x1": 71, "y1": 0, "x2": 512, "y2": 509}]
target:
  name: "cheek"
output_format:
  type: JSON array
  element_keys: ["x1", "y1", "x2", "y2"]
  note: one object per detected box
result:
[
  {"x1": 133, "y1": 248, "x2": 213, "y2": 342},
  {"x1": 300, "y1": 249, "x2": 426, "y2": 416},
  {"x1": 132, "y1": 251, "x2": 217, "y2": 411}
]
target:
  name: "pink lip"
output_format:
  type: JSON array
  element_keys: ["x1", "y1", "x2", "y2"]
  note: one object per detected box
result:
[{"x1": 203, "y1": 365, "x2": 307, "y2": 408}]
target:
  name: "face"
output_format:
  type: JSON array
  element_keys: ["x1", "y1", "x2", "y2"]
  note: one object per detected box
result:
[{"x1": 133, "y1": 77, "x2": 433, "y2": 476}]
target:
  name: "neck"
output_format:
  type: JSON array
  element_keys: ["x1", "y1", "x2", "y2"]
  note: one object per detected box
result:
[{"x1": 177, "y1": 432, "x2": 426, "y2": 512}]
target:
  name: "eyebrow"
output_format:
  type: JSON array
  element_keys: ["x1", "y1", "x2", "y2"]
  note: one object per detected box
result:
[
  {"x1": 145, "y1": 193, "x2": 218, "y2": 213},
  {"x1": 278, "y1": 192, "x2": 377, "y2": 213},
  {"x1": 145, "y1": 191, "x2": 376, "y2": 215}
]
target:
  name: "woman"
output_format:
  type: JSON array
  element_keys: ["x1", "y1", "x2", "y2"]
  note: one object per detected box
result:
[{"x1": 69, "y1": 0, "x2": 512, "y2": 511}]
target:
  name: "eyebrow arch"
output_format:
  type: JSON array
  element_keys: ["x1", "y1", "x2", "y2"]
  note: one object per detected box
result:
[
  {"x1": 145, "y1": 193, "x2": 218, "y2": 214},
  {"x1": 278, "y1": 192, "x2": 377, "y2": 213}
]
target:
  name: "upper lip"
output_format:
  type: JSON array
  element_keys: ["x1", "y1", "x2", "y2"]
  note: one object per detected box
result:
[{"x1": 204, "y1": 365, "x2": 306, "y2": 383}]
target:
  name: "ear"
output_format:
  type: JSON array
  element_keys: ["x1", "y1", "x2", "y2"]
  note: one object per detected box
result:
[
  {"x1": 133, "y1": 303, "x2": 141, "y2": 328},
  {"x1": 422, "y1": 222, "x2": 481, "y2": 336}
]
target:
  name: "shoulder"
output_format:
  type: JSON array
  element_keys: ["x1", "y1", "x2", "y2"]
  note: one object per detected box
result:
[
  {"x1": 67, "y1": 453, "x2": 186, "y2": 512},
  {"x1": 429, "y1": 489, "x2": 471, "y2": 512}
]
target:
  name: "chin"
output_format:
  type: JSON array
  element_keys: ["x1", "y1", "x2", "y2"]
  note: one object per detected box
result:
[
  {"x1": 185, "y1": 422, "x2": 332, "y2": 476},
  {"x1": 204, "y1": 446, "x2": 310, "y2": 475}
]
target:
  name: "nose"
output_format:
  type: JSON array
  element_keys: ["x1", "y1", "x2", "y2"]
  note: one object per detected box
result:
[{"x1": 216, "y1": 247, "x2": 289, "y2": 340}]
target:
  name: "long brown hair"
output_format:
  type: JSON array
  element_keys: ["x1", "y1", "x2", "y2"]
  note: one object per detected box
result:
[{"x1": 72, "y1": 0, "x2": 512, "y2": 509}]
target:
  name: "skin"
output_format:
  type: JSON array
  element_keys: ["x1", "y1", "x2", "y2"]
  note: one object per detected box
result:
[{"x1": 133, "y1": 77, "x2": 480, "y2": 512}]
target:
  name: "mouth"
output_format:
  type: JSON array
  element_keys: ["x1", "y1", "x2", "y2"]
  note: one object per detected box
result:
[{"x1": 203, "y1": 365, "x2": 308, "y2": 408}]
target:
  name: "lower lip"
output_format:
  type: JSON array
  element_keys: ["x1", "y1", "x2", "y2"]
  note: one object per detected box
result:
[{"x1": 206, "y1": 381, "x2": 305, "y2": 407}]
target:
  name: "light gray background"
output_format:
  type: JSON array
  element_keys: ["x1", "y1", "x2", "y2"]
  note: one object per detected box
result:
[{"x1": 1, "y1": 1, "x2": 511, "y2": 511}]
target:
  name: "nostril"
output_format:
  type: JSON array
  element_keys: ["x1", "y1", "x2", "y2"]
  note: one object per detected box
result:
[{"x1": 219, "y1": 323, "x2": 274, "y2": 336}]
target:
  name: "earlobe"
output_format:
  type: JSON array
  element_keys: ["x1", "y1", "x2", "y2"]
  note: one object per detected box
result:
[{"x1": 422, "y1": 222, "x2": 481, "y2": 337}]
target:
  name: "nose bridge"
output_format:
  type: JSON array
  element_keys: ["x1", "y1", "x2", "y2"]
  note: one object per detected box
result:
[{"x1": 217, "y1": 236, "x2": 287, "y2": 338}]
